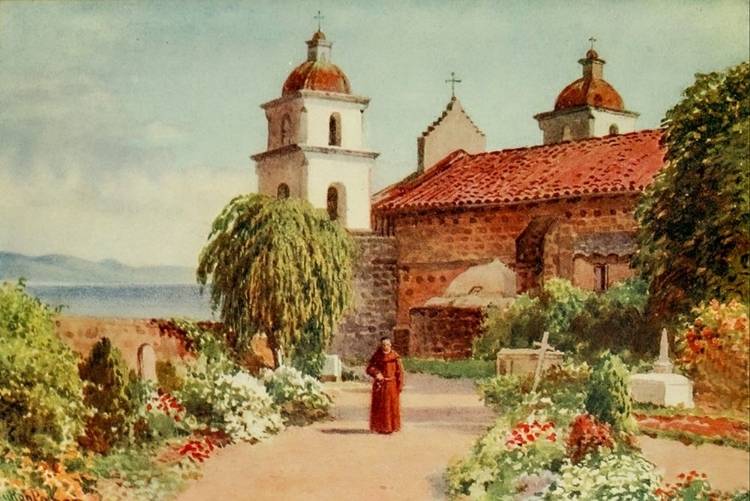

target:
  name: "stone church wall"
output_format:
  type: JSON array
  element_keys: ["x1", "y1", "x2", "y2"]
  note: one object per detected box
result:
[
  {"x1": 331, "y1": 233, "x2": 398, "y2": 360},
  {"x1": 390, "y1": 193, "x2": 641, "y2": 329},
  {"x1": 407, "y1": 306, "x2": 485, "y2": 359}
]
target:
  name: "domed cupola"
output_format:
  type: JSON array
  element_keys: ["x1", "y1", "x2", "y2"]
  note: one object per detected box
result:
[
  {"x1": 253, "y1": 26, "x2": 378, "y2": 232},
  {"x1": 534, "y1": 43, "x2": 639, "y2": 145},
  {"x1": 554, "y1": 49, "x2": 624, "y2": 111},
  {"x1": 282, "y1": 30, "x2": 352, "y2": 96}
]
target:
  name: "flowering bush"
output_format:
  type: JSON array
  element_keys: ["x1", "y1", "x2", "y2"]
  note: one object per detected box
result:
[
  {"x1": 445, "y1": 416, "x2": 565, "y2": 500},
  {"x1": 676, "y1": 300, "x2": 749, "y2": 412},
  {"x1": 178, "y1": 356, "x2": 283, "y2": 443},
  {"x1": 138, "y1": 386, "x2": 194, "y2": 440},
  {"x1": 656, "y1": 470, "x2": 749, "y2": 500},
  {"x1": 546, "y1": 450, "x2": 662, "y2": 500},
  {"x1": 178, "y1": 437, "x2": 215, "y2": 464},
  {"x1": 0, "y1": 448, "x2": 99, "y2": 501},
  {"x1": 261, "y1": 365, "x2": 330, "y2": 425},
  {"x1": 566, "y1": 414, "x2": 614, "y2": 464}
]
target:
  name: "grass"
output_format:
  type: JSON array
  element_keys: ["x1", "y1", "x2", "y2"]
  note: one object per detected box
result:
[{"x1": 401, "y1": 357, "x2": 495, "y2": 379}]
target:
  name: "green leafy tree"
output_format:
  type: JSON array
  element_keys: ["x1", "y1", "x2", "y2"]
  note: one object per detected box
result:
[
  {"x1": 78, "y1": 337, "x2": 134, "y2": 453},
  {"x1": 197, "y1": 194, "x2": 356, "y2": 376},
  {"x1": 0, "y1": 281, "x2": 88, "y2": 458},
  {"x1": 635, "y1": 61, "x2": 750, "y2": 319}
]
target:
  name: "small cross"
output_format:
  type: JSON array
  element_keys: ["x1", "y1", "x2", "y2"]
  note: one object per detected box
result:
[
  {"x1": 445, "y1": 71, "x2": 462, "y2": 99},
  {"x1": 589, "y1": 36, "x2": 597, "y2": 51},
  {"x1": 531, "y1": 331, "x2": 553, "y2": 393},
  {"x1": 315, "y1": 10, "x2": 325, "y2": 31}
]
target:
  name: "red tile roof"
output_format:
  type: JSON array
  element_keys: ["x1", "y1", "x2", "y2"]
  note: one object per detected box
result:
[{"x1": 373, "y1": 129, "x2": 665, "y2": 213}]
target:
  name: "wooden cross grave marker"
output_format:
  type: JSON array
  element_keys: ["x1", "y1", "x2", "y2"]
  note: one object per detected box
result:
[{"x1": 531, "y1": 331, "x2": 553, "y2": 393}]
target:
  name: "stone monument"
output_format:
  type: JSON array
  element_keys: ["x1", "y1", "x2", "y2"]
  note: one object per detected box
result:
[{"x1": 630, "y1": 329, "x2": 694, "y2": 408}]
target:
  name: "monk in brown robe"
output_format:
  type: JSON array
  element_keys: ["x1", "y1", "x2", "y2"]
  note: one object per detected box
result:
[{"x1": 366, "y1": 337, "x2": 404, "y2": 434}]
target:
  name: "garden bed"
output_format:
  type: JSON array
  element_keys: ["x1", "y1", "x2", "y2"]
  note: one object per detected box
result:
[{"x1": 636, "y1": 413, "x2": 750, "y2": 448}]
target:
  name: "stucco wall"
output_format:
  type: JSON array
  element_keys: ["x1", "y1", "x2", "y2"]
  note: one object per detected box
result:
[{"x1": 54, "y1": 316, "x2": 191, "y2": 371}]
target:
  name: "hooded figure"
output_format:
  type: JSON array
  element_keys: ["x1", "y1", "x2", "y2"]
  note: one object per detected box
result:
[{"x1": 366, "y1": 337, "x2": 404, "y2": 434}]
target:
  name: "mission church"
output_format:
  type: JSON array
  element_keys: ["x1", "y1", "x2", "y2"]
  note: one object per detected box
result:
[{"x1": 251, "y1": 29, "x2": 665, "y2": 359}]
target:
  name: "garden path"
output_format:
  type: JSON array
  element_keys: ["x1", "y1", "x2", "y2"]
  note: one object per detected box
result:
[
  {"x1": 177, "y1": 372, "x2": 495, "y2": 501},
  {"x1": 176, "y1": 373, "x2": 749, "y2": 500}
]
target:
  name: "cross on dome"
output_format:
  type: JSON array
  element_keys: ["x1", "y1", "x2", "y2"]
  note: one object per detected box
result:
[
  {"x1": 315, "y1": 10, "x2": 324, "y2": 31},
  {"x1": 589, "y1": 36, "x2": 597, "y2": 50}
]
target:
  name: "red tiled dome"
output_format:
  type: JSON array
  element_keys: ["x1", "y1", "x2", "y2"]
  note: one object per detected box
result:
[
  {"x1": 554, "y1": 77, "x2": 624, "y2": 111},
  {"x1": 282, "y1": 61, "x2": 351, "y2": 96}
]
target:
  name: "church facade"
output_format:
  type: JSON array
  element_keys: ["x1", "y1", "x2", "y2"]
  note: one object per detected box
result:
[{"x1": 253, "y1": 31, "x2": 666, "y2": 359}]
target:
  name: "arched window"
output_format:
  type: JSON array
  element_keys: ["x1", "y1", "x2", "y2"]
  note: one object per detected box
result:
[
  {"x1": 281, "y1": 114, "x2": 292, "y2": 145},
  {"x1": 327, "y1": 186, "x2": 339, "y2": 221},
  {"x1": 609, "y1": 124, "x2": 619, "y2": 135},
  {"x1": 277, "y1": 183, "x2": 290, "y2": 199},
  {"x1": 561, "y1": 125, "x2": 572, "y2": 141},
  {"x1": 329, "y1": 113, "x2": 341, "y2": 146}
]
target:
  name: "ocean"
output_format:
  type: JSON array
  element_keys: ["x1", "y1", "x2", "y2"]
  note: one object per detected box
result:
[{"x1": 26, "y1": 284, "x2": 217, "y2": 320}]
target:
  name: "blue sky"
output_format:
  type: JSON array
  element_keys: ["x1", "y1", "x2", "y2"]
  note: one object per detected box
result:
[{"x1": 0, "y1": 0, "x2": 748, "y2": 268}]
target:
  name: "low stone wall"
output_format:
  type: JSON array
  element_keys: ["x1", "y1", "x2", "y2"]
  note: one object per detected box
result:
[
  {"x1": 54, "y1": 316, "x2": 190, "y2": 371},
  {"x1": 407, "y1": 306, "x2": 485, "y2": 359},
  {"x1": 332, "y1": 233, "x2": 398, "y2": 360}
]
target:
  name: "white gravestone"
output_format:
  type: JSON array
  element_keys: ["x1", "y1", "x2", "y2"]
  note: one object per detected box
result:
[
  {"x1": 321, "y1": 354, "x2": 342, "y2": 382},
  {"x1": 630, "y1": 329, "x2": 694, "y2": 408}
]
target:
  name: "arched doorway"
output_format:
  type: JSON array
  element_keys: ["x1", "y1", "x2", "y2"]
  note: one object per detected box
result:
[{"x1": 515, "y1": 216, "x2": 557, "y2": 293}]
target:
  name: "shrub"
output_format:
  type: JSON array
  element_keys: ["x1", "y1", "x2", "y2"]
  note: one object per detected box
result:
[
  {"x1": 478, "y1": 362, "x2": 591, "y2": 424},
  {"x1": 0, "y1": 281, "x2": 88, "y2": 458},
  {"x1": 78, "y1": 337, "x2": 135, "y2": 454},
  {"x1": 566, "y1": 414, "x2": 614, "y2": 464},
  {"x1": 657, "y1": 471, "x2": 750, "y2": 500},
  {"x1": 675, "y1": 300, "x2": 749, "y2": 412},
  {"x1": 546, "y1": 450, "x2": 662, "y2": 500},
  {"x1": 178, "y1": 355, "x2": 283, "y2": 443},
  {"x1": 570, "y1": 277, "x2": 656, "y2": 361},
  {"x1": 138, "y1": 385, "x2": 193, "y2": 440},
  {"x1": 260, "y1": 365, "x2": 330, "y2": 425},
  {"x1": 445, "y1": 416, "x2": 565, "y2": 500},
  {"x1": 155, "y1": 360, "x2": 184, "y2": 394},
  {"x1": 585, "y1": 353, "x2": 637, "y2": 433},
  {"x1": 473, "y1": 279, "x2": 590, "y2": 360}
]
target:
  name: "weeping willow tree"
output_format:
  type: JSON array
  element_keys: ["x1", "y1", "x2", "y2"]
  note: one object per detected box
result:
[{"x1": 197, "y1": 194, "x2": 356, "y2": 376}]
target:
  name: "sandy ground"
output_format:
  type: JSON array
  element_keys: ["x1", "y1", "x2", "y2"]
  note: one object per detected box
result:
[{"x1": 177, "y1": 373, "x2": 749, "y2": 500}]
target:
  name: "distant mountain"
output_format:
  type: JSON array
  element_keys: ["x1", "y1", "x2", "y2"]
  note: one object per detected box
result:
[{"x1": 0, "y1": 252, "x2": 196, "y2": 285}]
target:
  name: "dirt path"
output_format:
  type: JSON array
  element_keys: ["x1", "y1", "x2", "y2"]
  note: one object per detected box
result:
[
  {"x1": 177, "y1": 373, "x2": 495, "y2": 501},
  {"x1": 176, "y1": 373, "x2": 749, "y2": 500}
]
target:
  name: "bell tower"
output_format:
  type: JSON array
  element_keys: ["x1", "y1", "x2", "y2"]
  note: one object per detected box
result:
[
  {"x1": 533, "y1": 40, "x2": 639, "y2": 145},
  {"x1": 252, "y1": 28, "x2": 379, "y2": 230}
]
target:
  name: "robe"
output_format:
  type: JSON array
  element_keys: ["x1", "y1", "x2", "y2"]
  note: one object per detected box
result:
[{"x1": 366, "y1": 348, "x2": 404, "y2": 434}]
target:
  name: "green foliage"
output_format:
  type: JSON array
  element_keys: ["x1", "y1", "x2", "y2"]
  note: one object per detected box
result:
[
  {"x1": 78, "y1": 337, "x2": 135, "y2": 454},
  {"x1": 570, "y1": 277, "x2": 656, "y2": 361},
  {"x1": 401, "y1": 357, "x2": 495, "y2": 379},
  {"x1": 0, "y1": 281, "x2": 88, "y2": 458},
  {"x1": 635, "y1": 61, "x2": 750, "y2": 320},
  {"x1": 474, "y1": 278, "x2": 654, "y2": 363},
  {"x1": 155, "y1": 359, "x2": 184, "y2": 394},
  {"x1": 260, "y1": 365, "x2": 330, "y2": 425},
  {"x1": 477, "y1": 363, "x2": 592, "y2": 425},
  {"x1": 197, "y1": 194, "x2": 357, "y2": 376},
  {"x1": 473, "y1": 279, "x2": 590, "y2": 360},
  {"x1": 585, "y1": 353, "x2": 637, "y2": 433}
]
